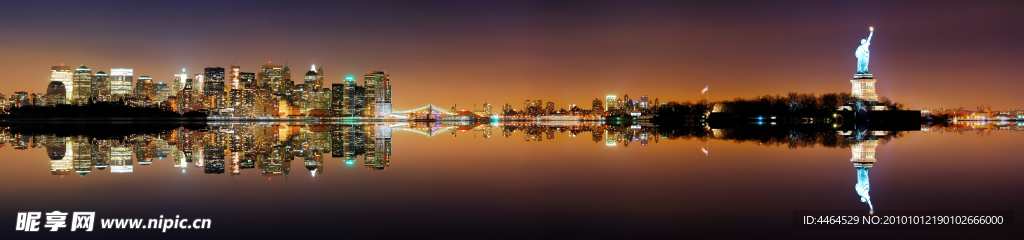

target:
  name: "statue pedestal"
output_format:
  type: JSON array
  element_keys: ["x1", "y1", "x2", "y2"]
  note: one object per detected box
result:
[
  {"x1": 838, "y1": 74, "x2": 886, "y2": 111},
  {"x1": 851, "y1": 74, "x2": 878, "y2": 102},
  {"x1": 850, "y1": 139, "x2": 878, "y2": 168}
]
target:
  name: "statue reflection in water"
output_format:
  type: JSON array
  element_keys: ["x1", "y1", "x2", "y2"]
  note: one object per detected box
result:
[
  {"x1": 846, "y1": 129, "x2": 880, "y2": 214},
  {"x1": 855, "y1": 165, "x2": 872, "y2": 214}
]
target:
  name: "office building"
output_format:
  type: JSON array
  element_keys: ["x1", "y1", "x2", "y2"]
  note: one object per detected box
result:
[
  {"x1": 73, "y1": 65, "x2": 93, "y2": 105},
  {"x1": 109, "y1": 68, "x2": 134, "y2": 99},
  {"x1": 92, "y1": 71, "x2": 109, "y2": 102},
  {"x1": 50, "y1": 65, "x2": 72, "y2": 104}
]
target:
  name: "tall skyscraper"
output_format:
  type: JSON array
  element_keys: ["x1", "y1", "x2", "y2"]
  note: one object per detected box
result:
[
  {"x1": 172, "y1": 68, "x2": 186, "y2": 95},
  {"x1": 363, "y1": 70, "x2": 391, "y2": 117},
  {"x1": 154, "y1": 82, "x2": 171, "y2": 102},
  {"x1": 45, "y1": 81, "x2": 67, "y2": 106},
  {"x1": 72, "y1": 65, "x2": 93, "y2": 105},
  {"x1": 316, "y1": 66, "x2": 324, "y2": 89},
  {"x1": 342, "y1": 76, "x2": 359, "y2": 117},
  {"x1": 135, "y1": 76, "x2": 155, "y2": 100},
  {"x1": 331, "y1": 83, "x2": 344, "y2": 116},
  {"x1": 228, "y1": 65, "x2": 241, "y2": 91},
  {"x1": 258, "y1": 63, "x2": 284, "y2": 94},
  {"x1": 92, "y1": 71, "x2": 109, "y2": 102},
  {"x1": 203, "y1": 67, "x2": 225, "y2": 110},
  {"x1": 605, "y1": 95, "x2": 617, "y2": 112},
  {"x1": 193, "y1": 73, "x2": 204, "y2": 94},
  {"x1": 109, "y1": 68, "x2": 134, "y2": 99},
  {"x1": 282, "y1": 62, "x2": 292, "y2": 93},
  {"x1": 304, "y1": 65, "x2": 320, "y2": 90},
  {"x1": 640, "y1": 95, "x2": 650, "y2": 110},
  {"x1": 177, "y1": 79, "x2": 195, "y2": 113},
  {"x1": 592, "y1": 98, "x2": 604, "y2": 115},
  {"x1": 50, "y1": 65, "x2": 72, "y2": 104}
]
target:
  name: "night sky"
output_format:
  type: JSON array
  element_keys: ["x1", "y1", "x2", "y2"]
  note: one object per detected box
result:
[{"x1": 1, "y1": 0, "x2": 1022, "y2": 110}]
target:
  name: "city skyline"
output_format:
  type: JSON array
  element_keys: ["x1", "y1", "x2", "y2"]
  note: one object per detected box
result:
[
  {"x1": 1, "y1": 1, "x2": 1023, "y2": 110},
  {"x1": 5, "y1": 61, "x2": 676, "y2": 120}
]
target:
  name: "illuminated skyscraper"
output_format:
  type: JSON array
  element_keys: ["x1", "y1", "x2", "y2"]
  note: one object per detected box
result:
[
  {"x1": 177, "y1": 79, "x2": 195, "y2": 113},
  {"x1": 135, "y1": 76, "x2": 155, "y2": 100},
  {"x1": 154, "y1": 82, "x2": 171, "y2": 102},
  {"x1": 282, "y1": 61, "x2": 292, "y2": 90},
  {"x1": 334, "y1": 76, "x2": 359, "y2": 116},
  {"x1": 363, "y1": 70, "x2": 391, "y2": 117},
  {"x1": 302, "y1": 64, "x2": 324, "y2": 90},
  {"x1": 172, "y1": 68, "x2": 186, "y2": 95},
  {"x1": 193, "y1": 73, "x2": 204, "y2": 95},
  {"x1": 316, "y1": 66, "x2": 324, "y2": 88},
  {"x1": 297, "y1": 66, "x2": 329, "y2": 114},
  {"x1": 50, "y1": 65, "x2": 72, "y2": 104},
  {"x1": 258, "y1": 63, "x2": 285, "y2": 94},
  {"x1": 72, "y1": 65, "x2": 93, "y2": 105},
  {"x1": 304, "y1": 66, "x2": 319, "y2": 90},
  {"x1": 592, "y1": 98, "x2": 604, "y2": 115},
  {"x1": 228, "y1": 65, "x2": 241, "y2": 91},
  {"x1": 109, "y1": 68, "x2": 134, "y2": 99},
  {"x1": 45, "y1": 81, "x2": 67, "y2": 106},
  {"x1": 640, "y1": 95, "x2": 650, "y2": 110},
  {"x1": 92, "y1": 71, "x2": 109, "y2": 102},
  {"x1": 203, "y1": 67, "x2": 226, "y2": 110},
  {"x1": 605, "y1": 95, "x2": 617, "y2": 112},
  {"x1": 622, "y1": 94, "x2": 633, "y2": 112},
  {"x1": 330, "y1": 83, "x2": 344, "y2": 116}
]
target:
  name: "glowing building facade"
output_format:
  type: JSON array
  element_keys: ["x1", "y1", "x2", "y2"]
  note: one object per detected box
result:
[
  {"x1": 50, "y1": 65, "x2": 72, "y2": 104},
  {"x1": 258, "y1": 64, "x2": 284, "y2": 94},
  {"x1": 72, "y1": 65, "x2": 93, "y2": 105},
  {"x1": 109, "y1": 68, "x2": 134, "y2": 98},
  {"x1": 92, "y1": 71, "x2": 109, "y2": 102},
  {"x1": 364, "y1": 71, "x2": 391, "y2": 117}
]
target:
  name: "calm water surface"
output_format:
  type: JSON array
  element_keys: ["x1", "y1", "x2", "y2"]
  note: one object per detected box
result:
[{"x1": 1, "y1": 122, "x2": 1022, "y2": 239}]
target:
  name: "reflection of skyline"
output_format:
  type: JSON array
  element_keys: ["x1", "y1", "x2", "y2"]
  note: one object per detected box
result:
[
  {"x1": 5, "y1": 122, "x2": 1022, "y2": 178},
  {"x1": 5, "y1": 122, "x2": 671, "y2": 177},
  {"x1": 1, "y1": 123, "x2": 402, "y2": 178}
]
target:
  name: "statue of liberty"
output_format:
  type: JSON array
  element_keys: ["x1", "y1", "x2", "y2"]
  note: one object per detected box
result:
[
  {"x1": 855, "y1": 166, "x2": 873, "y2": 214},
  {"x1": 855, "y1": 27, "x2": 874, "y2": 74}
]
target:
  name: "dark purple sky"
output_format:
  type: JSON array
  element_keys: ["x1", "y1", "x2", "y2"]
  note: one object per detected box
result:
[{"x1": 1, "y1": 0, "x2": 1022, "y2": 110}]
